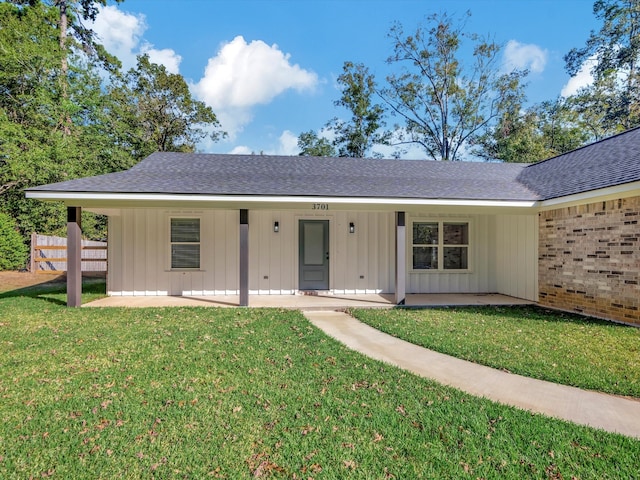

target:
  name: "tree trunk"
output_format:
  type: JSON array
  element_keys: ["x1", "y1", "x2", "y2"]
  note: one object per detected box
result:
[{"x1": 58, "y1": 0, "x2": 71, "y2": 135}]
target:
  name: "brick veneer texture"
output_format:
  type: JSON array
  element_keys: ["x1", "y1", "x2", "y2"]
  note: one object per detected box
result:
[{"x1": 538, "y1": 195, "x2": 640, "y2": 326}]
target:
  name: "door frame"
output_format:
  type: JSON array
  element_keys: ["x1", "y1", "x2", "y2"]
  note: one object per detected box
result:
[{"x1": 298, "y1": 219, "x2": 330, "y2": 290}]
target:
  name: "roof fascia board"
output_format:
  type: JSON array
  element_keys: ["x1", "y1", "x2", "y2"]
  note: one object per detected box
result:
[
  {"x1": 26, "y1": 191, "x2": 538, "y2": 209},
  {"x1": 538, "y1": 181, "x2": 640, "y2": 210}
]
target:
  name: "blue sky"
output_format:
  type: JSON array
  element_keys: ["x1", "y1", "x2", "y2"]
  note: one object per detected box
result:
[{"x1": 92, "y1": 0, "x2": 599, "y2": 158}]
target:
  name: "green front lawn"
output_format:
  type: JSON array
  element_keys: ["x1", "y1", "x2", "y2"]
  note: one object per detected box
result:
[
  {"x1": 351, "y1": 306, "x2": 640, "y2": 398},
  {"x1": 1, "y1": 283, "x2": 639, "y2": 478}
]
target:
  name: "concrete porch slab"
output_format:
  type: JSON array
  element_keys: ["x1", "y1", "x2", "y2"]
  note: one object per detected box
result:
[{"x1": 83, "y1": 293, "x2": 534, "y2": 309}]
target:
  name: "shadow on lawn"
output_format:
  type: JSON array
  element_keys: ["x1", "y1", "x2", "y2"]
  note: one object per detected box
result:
[
  {"x1": 411, "y1": 304, "x2": 635, "y2": 329},
  {"x1": 0, "y1": 277, "x2": 106, "y2": 306}
]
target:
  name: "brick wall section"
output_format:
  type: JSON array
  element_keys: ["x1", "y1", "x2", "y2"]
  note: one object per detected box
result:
[{"x1": 538, "y1": 195, "x2": 640, "y2": 326}]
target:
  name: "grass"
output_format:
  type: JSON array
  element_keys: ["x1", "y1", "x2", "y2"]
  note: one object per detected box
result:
[
  {"x1": 351, "y1": 306, "x2": 640, "y2": 398},
  {"x1": 0, "y1": 283, "x2": 639, "y2": 478}
]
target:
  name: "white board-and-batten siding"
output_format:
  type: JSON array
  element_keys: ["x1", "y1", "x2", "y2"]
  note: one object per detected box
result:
[
  {"x1": 405, "y1": 213, "x2": 537, "y2": 300},
  {"x1": 107, "y1": 209, "x2": 396, "y2": 296},
  {"x1": 106, "y1": 208, "x2": 538, "y2": 301},
  {"x1": 495, "y1": 214, "x2": 539, "y2": 301},
  {"x1": 109, "y1": 209, "x2": 239, "y2": 296}
]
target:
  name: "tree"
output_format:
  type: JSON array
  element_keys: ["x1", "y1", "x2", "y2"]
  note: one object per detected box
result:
[
  {"x1": 0, "y1": 1, "x2": 68, "y2": 195},
  {"x1": 0, "y1": 2, "x2": 225, "y2": 246},
  {"x1": 381, "y1": 12, "x2": 528, "y2": 161},
  {"x1": 564, "y1": 0, "x2": 640, "y2": 131},
  {"x1": 298, "y1": 62, "x2": 388, "y2": 158},
  {"x1": 472, "y1": 68, "x2": 540, "y2": 162},
  {"x1": 563, "y1": 81, "x2": 616, "y2": 141},
  {"x1": 0, "y1": 1, "x2": 130, "y2": 241},
  {"x1": 0, "y1": 212, "x2": 28, "y2": 270},
  {"x1": 328, "y1": 62, "x2": 388, "y2": 158},
  {"x1": 7, "y1": 0, "x2": 123, "y2": 133},
  {"x1": 112, "y1": 54, "x2": 224, "y2": 159},
  {"x1": 474, "y1": 98, "x2": 590, "y2": 163},
  {"x1": 52, "y1": 0, "x2": 123, "y2": 82},
  {"x1": 297, "y1": 130, "x2": 336, "y2": 157},
  {"x1": 535, "y1": 99, "x2": 591, "y2": 154},
  {"x1": 54, "y1": 0, "x2": 123, "y2": 133},
  {"x1": 473, "y1": 110, "x2": 548, "y2": 163}
]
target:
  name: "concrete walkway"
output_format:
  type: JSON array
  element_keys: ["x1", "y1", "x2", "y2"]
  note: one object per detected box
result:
[{"x1": 304, "y1": 310, "x2": 640, "y2": 439}]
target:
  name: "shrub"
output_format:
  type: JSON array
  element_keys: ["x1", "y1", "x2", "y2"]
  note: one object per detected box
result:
[{"x1": 0, "y1": 212, "x2": 28, "y2": 270}]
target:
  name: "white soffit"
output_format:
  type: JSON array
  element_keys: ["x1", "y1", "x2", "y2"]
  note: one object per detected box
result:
[
  {"x1": 538, "y1": 181, "x2": 640, "y2": 210},
  {"x1": 25, "y1": 191, "x2": 538, "y2": 210}
]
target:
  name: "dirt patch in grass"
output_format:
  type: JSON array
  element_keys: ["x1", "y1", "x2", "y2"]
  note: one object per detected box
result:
[
  {"x1": 0, "y1": 271, "x2": 105, "y2": 293},
  {"x1": 0, "y1": 271, "x2": 66, "y2": 293}
]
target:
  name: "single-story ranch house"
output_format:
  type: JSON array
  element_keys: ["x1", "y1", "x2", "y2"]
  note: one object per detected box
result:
[{"x1": 26, "y1": 127, "x2": 640, "y2": 325}]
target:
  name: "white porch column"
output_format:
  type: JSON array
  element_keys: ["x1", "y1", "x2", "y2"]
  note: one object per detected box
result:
[
  {"x1": 395, "y1": 211, "x2": 406, "y2": 305},
  {"x1": 239, "y1": 209, "x2": 249, "y2": 306},
  {"x1": 67, "y1": 206, "x2": 82, "y2": 307}
]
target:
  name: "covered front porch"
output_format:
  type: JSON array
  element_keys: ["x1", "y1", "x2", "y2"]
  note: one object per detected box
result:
[
  {"x1": 83, "y1": 292, "x2": 534, "y2": 309},
  {"x1": 58, "y1": 199, "x2": 539, "y2": 308}
]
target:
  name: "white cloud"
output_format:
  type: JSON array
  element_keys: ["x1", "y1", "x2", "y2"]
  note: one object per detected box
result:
[
  {"x1": 503, "y1": 40, "x2": 547, "y2": 74},
  {"x1": 142, "y1": 45, "x2": 182, "y2": 74},
  {"x1": 229, "y1": 130, "x2": 301, "y2": 156},
  {"x1": 91, "y1": 5, "x2": 145, "y2": 70},
  {"x1": 561, "y1": 57, "x2": 596, "y2": 97},
  {"x1": 229, "y1": 145, "x2": 253, "y2": 155},
  {"x1": 92, "y1": 8, "x2": 318, "y2": 149},
  {"x1": 91, "y1": 5, "x2": 181, "y2": 73},
  {"x1": 192, "y1": 36, "x2": 319, "y2": 138},
  {"x1": 274, "y1": 130, "x2": 300, "y2": 155}
]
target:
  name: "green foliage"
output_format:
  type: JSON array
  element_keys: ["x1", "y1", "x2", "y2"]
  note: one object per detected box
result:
[
  {"x1": 474, "y1": 98, "x2": 590, "y2": 162},
  {"x1": 0, "y1": 212, "x2": 28, "y2": 270},
  {"x1": 297, "y1": 129, "x2": 337, "y2": 156},
  {"x1": 564, "y1": 0, "x2": 640, "y2": 132},
  {"x1": 0, "y1": 294, "x2": 638, "y2": 477},
  {"x1": 352, "y1": 306, "x2": 640, "y2": 397},
  {"x1": 0, "y1": 1, "x2": 124, "y2": 240},
  {"x1": 0, "y1": 2, "x2": 224, "y2": 244},
  {"x1": 564, "y1": 76, "x2": 624, "y2": 140},
  {"x1": 533, "y1": 99, "x2": 591, "y2": 154},
  {"x1": 58, "y1": 0, "x2": 125, "y2": 53},
  {"x1": 302, "y1": 3, "x2": 640, "y2": 162},
  {"x1": 112, "y1": 54, "x2": 225, "y2": 158},
  {"x1": 474, "y1": 112, "x2": 549, "y2": 163},
  {"x1": 381, "y1": 12, "x2": 529, "y2": 161},
  {"x1": 0, "y1": 1, "x2": 65, "y2": 193},
  {"x1": 478, "y1": 0, "x2": 640, "y2": 161},
  {"x1": 328, "y1": 62, "x2": 389, "y2": 158}
]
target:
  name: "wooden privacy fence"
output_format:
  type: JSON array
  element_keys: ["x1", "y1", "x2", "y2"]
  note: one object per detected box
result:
[{"x1": 30, "y1": 233, "x2": 107, "y2": 274}]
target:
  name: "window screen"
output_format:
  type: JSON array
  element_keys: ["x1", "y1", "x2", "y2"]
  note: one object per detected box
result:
[{"x1": 171, "y1": 218, "x2": 200, "y2": 269}]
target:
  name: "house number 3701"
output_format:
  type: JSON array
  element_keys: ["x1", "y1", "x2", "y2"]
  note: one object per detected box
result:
[{"x1": 312, "y1": 203, "x2": 329, "y2": 210}]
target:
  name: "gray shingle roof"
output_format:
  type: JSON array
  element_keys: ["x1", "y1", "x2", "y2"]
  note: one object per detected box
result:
[
  {"x1": 518, "y1": 126, "x2": 640, "y2": 200},
  {"x1": 26, "y1": 128, "x2": 640, "y2": 202},
  {"x1": 27, "y1": 153, "x2": 538, "y2": 201}
]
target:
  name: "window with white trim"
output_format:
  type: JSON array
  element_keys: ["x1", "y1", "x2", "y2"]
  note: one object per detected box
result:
[
  {"x1": 170, "y1": 218, "x2": 200, "y2": 269},
  {"x1": 412, "y1": 221, "x2": 469, "y2": 270}
]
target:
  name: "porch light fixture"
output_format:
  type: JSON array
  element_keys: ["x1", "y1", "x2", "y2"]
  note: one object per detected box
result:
[
  {"x1": 274, "y1": 221, "x2": 279, "y2": 233},
  {"x1": 349, "y1": 222, "x2": 355, "y2": 234}
]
